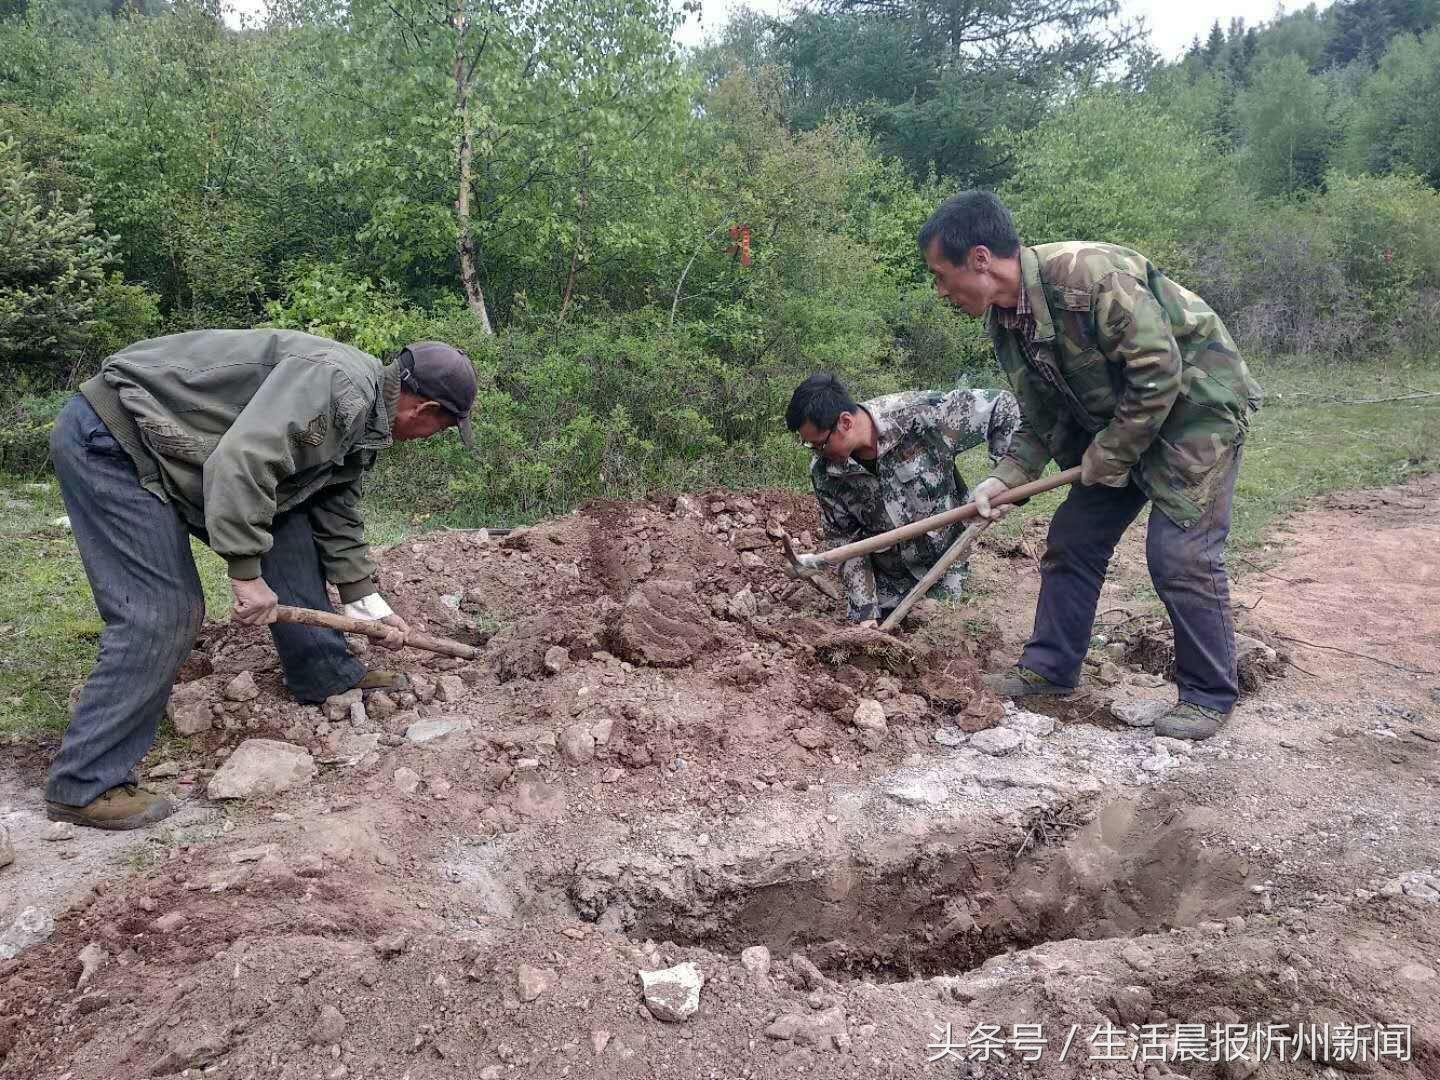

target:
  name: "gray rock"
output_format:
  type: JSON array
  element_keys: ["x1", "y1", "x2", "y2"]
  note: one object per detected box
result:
[
  {"x1": 43, "y1": 821, "x2": 76, "y2": 842},
  {"x1": 169, "y1": 681, "x2": 214, "y2": 736},
  {"x1": 727, "y1": 587, "x2": 758, "y2": 620},
  {"x1": 1119, "y1": 944, "x2": 1154, "y2": 972},
  {"x1": 77, "y1": 942, "x2": 108, "y2": 987},
  {"x1": 405, "y1": 717, "x2": 468, "y2": 744},
  {"x1": 147, "y1": 760, "x2": 181, "y2": 780},
  {"x1": 323, "y1": 688, "x2": 364, "y2": 722},
  {"x1": 933, "y1": 727, "x2": 967, "y2": 748},
  {"x1": 852, "y1": 699, "x2": 888, "y2": 750},
  {"x1": 543, "y1": 646, "x2": 571, "y2": 675},
  {"x1": 1111, "y1": 985, "x2": 1153, "y2": 1026},
  {"x1": 348, "y1": 700, "x2": 368, "y2": 727},
  {"x1": 516, "y1": 962, "x2": 555, "y2": 1002},
  {"x1": 559, "y1": 724, "x2": 596, "y2": 765},
  {"x1": 970, "y1": 727, "x2": 1024, "y2": 756},
  {"x1": 367, "y1": 691, "x2": 398, "y2": 720},
  {"x1": 207, "y1": 739, "x2": 316, "y2": 800},
  {"x1": 765, "y1": 1005, "x2": 847, "y2": 1049},
  {"x1": 591, "y1": 716, "x2": 614, "y2": 746},
  {"x1": 0, "y1": 906, "x2": 55, "y2": 959},
  {"x1": 740, "y1": 946, "x2": 771, "y2": 980},
  {"x1": 223, "y1": 671, "x2": 259, "y2": 702},
  {"x1": 312, "y1": 1004, "x2": 346, "y2": 1045},
  {"x1": 792, "y1": 726, "x2": 830, "y2": 750},
  {"x1": 434, "y1": 675, "x2": 465, "y2": 703},
  {"x1": 0, "y1": 824, "x2": 12, "y2": 869},
  {"x1": 317, "y1": 732, "x2": 379, "y2": 766},
  {"x1": 1113, "y1": 699, "x2": 1170, "y2": 728},
  {"x1": 640, "y1": 962, "x2": 704, "y2": 1022},
  {"x1": 885, "y1": 778, "x2": 947, "y2": 806},
  {"x1": 1000, "y1": 705, "x2": 1056, "y2": 738},
  {"x1": 1151, "y1": 735, "x2": 1193, "y2": 756},
  {"x1": 393, "y1": 767, "x2": 422, "y2": 795},
  {"x1": 1139, "y1": 750, "x2": 1173, "y2": 774}
]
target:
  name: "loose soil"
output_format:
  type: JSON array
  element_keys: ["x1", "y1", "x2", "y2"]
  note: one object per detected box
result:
[{"x1": 1, "y1": 481, "x2": 1438, "y2": 1080}]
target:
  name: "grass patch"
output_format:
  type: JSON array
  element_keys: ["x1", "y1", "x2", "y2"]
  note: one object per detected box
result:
[{"x1": 1, "y1": 354, "x2": 1435, "y2": 742}]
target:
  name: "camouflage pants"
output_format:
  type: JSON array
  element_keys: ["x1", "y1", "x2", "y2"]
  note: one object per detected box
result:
[{"x1": 869, "y1": 561, "x2": 971, "y2": 619}]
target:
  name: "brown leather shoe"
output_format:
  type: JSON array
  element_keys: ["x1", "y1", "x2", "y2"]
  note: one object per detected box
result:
[
  {"x1": 46, "y1": 784, "x2": 174, "y2": 831},
  {"x1": 354, "y1": 670, "x2": 410, "y2": 692}
]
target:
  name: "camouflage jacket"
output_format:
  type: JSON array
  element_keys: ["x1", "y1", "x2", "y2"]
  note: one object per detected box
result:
[
  {"x1": 80, "y1": 330, "x2": 396, "y2": 598},
  {"x1": 987, "y1": 243, "x2": 1263, "y2": 527},
  {"x1": 812, "y1": 388, "x2": 1020, "y2": 622}
]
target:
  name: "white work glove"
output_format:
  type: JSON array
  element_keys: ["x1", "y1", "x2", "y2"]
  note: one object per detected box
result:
[
  {"x1": 972, "y1": 477, "x2": 1012, "y2": 521},
  {"x1": 342, "y1": 594, "x2": 409, "y2": 651}
]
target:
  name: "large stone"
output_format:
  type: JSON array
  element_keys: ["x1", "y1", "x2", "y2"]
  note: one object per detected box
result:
[
  {"x1": 168, "y1": 681, "x2": 214, "y2": 736},
  {"x1": 405, "y1": 717, "x2": 468, "y2": 744},
  {"x1": 765, "y1": 1005, "x2": 847, "y2": 1049},
  {"x1": 727, "y1": 587, "x2": 758, "y2": 621},
  {"x1": 558, "y1": 724, "x2": 596, "y2": 765},
  {"x1": 792, "y1": 726, "x2": 831, "y2": 750},
  {"x1": 312, "y1": 1004, "x2": 346, "y2": 1045},
  {"x1": 76, "y1": 942, "x2": 108, "y2": 987},
  {"x1": 516, "y1": 962, "x2": 555, "y2": 1002},
  {"x1": 969, "y1": 727, "x2": 1024, "y2": 756},
  {"x1": 851, "y1": 699, "x2": 888, "y2": 750},
  {"x1": 543, "y1": 646, "x2": 571, "y2": 675},
  {"x1": 0, "y1": 824, "x2": 13, "y2": 869},
  {"x1": 149, "y1": 1021, "x2": 230, "y2": 1076},
  {"x1": 323, "y1": 689, "x2": 364, "y2": 722},
  {"x1": 223, "y1": 671, "x2": 259, "y2": 702},
  {"x1": 639, "y1": 962, "x2": 704, "y2": 1022},
  {"x1": 0, "y1": 906, "x2": 55, "y2": 959},
  {"x1": 740, "y1": 946, "x2": 771, "y2": 980},
  {"x1": 1111, "y1": 985, "x2": 1154, "y2": 1026},
  {"x1": 886, "y1": 778, "x2": 947, "y2": 806},
  {"x1": 434, "y1": 675, "x2": 465, "y2": 703},
  {"x1": 1112, "y1": 698, "x2": 1170, "y2": 728},
  {"x1": 1000, "y1": 704, "x2": 1055, "y2": 738},
  {"x1": 207, "y1": 739, "x2": 316, "y2": 800}
]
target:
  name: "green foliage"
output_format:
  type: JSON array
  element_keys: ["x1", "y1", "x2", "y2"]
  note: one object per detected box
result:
[
  {"x1": 1315, "y1": 171, "x2": 1440, "y2": 323},
  {"x1": 1237, "y1": 54, "x2": 1336, "y2": 196},
  {"x1": 87, "y1": 271, "x2": 161, "y2": 361},
  {"x1": 997, "y1": 89, "x2": 1240, "y2": 278},
  {"x1": 1342, "y1": 27, "x2": 1440, "y2": 184},
  {"x1": 0, "y1": 135, "x2": 112, "y2": 384},
  {"x1": 263, "y1": 263, "x2": 425, "y2": 357}
]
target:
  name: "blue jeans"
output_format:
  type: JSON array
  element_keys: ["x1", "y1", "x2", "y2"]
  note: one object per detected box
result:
[
  {"x1": 45, "y1": 395, "x2": 364, "y2": 806},
  {"x1": 1019, "y1": 451, "x2": 1243, "y2": 713}
]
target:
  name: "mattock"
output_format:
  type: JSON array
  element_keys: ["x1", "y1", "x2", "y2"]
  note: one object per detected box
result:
[
  {"x1": 766, "y1": 524, "x2": 843, "y2": 601},
  {"x1": 272, "y1": 605, "x2": 479, "y2": 659},
  {"x1": 775, "y1": 466, "x2": 1083, "y2": 629}
]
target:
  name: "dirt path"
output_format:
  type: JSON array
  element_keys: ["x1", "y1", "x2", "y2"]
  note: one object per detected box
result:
[{"x1": 1, "y1": 481, "x2": 1437, "y2": 1079}]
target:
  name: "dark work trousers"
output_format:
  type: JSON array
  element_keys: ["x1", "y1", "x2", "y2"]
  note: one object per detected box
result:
[
  {"x1": 45, "y1": 395, "x2": 364, "y2": 807},
  {"x1": 1019, "y1": 451, "x2": 1243, "y2": 714}
]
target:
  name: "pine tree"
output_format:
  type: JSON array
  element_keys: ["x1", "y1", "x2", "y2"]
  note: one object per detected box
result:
[{"x1": 0, "y1": 138, "x2": 113, "y2": 374}]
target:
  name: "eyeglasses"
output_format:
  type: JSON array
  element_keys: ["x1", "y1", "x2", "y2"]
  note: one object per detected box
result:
[{"x1": 801, "y1": 428, "x2": 834, "y2": 455}]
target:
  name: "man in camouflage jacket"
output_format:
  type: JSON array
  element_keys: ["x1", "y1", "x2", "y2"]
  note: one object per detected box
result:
[
  {"x1": 785, "y1": 373, "x2": 1020, "y2": 624},
  {"x1": 918, "y1": 191, "x2": 1263, "y2": 741}
]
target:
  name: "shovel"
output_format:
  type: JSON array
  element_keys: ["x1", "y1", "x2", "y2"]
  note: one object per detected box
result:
[{"x1": 272, "y1": 605, "x2": 480, "y2": 660}]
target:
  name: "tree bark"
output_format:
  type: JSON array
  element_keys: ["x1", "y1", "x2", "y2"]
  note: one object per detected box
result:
[
  {"x1": 452, "y1": 0, "x2": 494, "y2": 334},
  {"x1": 559, "y1": 146, "x2": 590, "y2": 322}
]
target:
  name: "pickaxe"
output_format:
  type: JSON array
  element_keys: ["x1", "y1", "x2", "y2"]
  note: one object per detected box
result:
[{"x1": 779, "y1": 466, "x2": 1083, "y2": 627}]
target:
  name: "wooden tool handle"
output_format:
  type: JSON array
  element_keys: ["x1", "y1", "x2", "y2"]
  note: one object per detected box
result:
[
  {"x1": 879, "y1": 518, "x2": 992, "y2": 632},
  {"x1": 818, "y1": 466, "x2": 1082, "y2": 566},
  {"x1": 272, "y1": 605, "x2": 479, "y2": 660}
]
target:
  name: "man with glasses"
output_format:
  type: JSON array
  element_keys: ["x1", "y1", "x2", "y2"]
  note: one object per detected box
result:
[{"x1": 785, "y1": 373, "x2": 1019, "y2": 626}]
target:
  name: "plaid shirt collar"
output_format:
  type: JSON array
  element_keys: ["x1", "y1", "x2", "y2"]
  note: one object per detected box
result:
[{"x1": 992, "y1": 279, "x2": 1034, "y2": 338}]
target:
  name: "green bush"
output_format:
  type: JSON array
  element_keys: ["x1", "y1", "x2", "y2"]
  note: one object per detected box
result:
[
  {"x1": 0, "y1": 390, "x2": 68, "y2": 474},
  {"x1": 262, "y1": 263, "x2": 426, "y2": 357}
]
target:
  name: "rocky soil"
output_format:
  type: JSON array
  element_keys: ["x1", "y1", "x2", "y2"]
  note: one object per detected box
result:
[{"x1": 1, "y1": 479, "x2": 1438, "y2": 1079}]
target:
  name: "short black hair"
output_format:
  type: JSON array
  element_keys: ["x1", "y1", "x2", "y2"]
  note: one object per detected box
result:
[
  {"x1": 786, "y1": 373, "x2": 857, "y2": 432},
  {"x1": 917, "y1": 190, "x2": 1021, "y2": 267}
]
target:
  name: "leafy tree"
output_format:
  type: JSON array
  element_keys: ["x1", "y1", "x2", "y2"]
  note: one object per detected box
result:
[
  {"x1": 996, "y1": 89, "x2": 1241, "y2": 278},
  {"x1": 1342, "y1": 26, "x2": 1440, "y2": 182},
  {"x1": 0, "y1": 136, "x2": 112, "y2": 381},
  {"x1": 1236, "y1": 54, "x2": 1335, "y2": 195}
]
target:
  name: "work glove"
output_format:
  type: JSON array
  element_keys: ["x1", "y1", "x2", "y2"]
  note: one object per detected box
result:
[
  {"x1": 343, "y1": 593, "x2": 410, "y2": 650},
  {"x1": 972, "y1": 477, "x2": 1012, "y2": 521},
  {"x1": 230, "y1": 576, "x2": 279, "y2": 626}
]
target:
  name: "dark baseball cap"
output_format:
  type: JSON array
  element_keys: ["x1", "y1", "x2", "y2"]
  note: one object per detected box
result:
[{"x1": 398, "y1": 342, "x2": 476, "y2": 450}]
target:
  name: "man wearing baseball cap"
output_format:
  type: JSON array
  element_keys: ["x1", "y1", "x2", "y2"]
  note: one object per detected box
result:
[{"x1": 45, "y1": 329, "x2": 477, "y2": 830}]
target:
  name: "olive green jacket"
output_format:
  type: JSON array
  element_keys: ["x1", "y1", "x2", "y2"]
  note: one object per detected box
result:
[
  {"x1": 987, "y1": 243, "x2": 1263, "y2": 526},
  {"x1": 81, "y1": 329, "x2": 397, "y2": 599}
]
